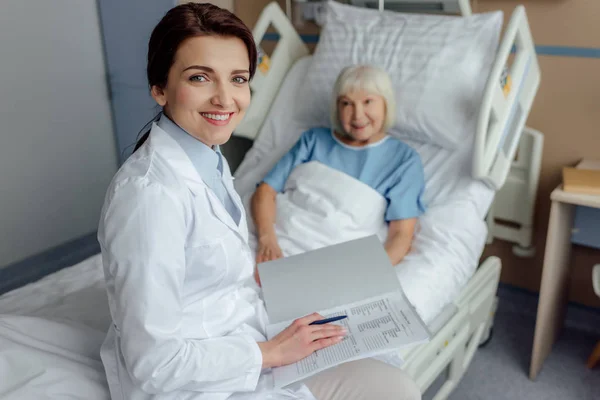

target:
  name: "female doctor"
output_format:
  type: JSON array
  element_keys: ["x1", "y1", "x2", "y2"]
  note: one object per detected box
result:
[{"x1": 98, "y1": 3, "x2": 421, "y2": 400}]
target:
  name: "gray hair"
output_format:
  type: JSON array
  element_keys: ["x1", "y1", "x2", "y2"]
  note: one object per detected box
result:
[{"x1": 330, "y1": 65, "x2": 396, "y2": 135}]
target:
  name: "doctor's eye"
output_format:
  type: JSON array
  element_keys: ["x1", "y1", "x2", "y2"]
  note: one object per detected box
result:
[
  {"x1": 232, "y1": 76, "x2": 249, "y2": 84},
  {"x1": 189, "y1": 75, "x2": 208, "y2": 83}
]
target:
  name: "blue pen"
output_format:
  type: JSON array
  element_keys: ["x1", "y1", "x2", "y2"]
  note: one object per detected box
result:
[{"x1": 309, "y1": 315, "x2": 348, "y2": 325}]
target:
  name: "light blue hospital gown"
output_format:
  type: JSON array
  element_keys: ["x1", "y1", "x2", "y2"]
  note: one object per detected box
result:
[{"x1": 262, "y1": 127, "x2": 427, "y2": 222}]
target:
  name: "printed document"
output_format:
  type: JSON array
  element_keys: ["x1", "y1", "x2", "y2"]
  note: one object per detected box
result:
[
  {"x1": 266, "y1": 290, "x2": 429, "y2": 388},
  {"x1": 257, "y1": 235, "x2": 431, "y2": 388}
]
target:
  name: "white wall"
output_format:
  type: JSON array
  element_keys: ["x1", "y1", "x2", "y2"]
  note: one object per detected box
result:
[{"x1": 0, "y1": 1, "x2": 118, "y2": 267}]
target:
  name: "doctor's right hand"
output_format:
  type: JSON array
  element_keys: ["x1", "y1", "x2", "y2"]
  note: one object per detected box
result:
[
  {"x1": 258, "y1": 313, "x2": 346, "y2": 369},
  {"x1": 256, "y1": 234, "x2": 283, "y2": 264}
]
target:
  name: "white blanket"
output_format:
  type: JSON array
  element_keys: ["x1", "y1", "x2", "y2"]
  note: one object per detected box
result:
[
  {"x1": 247, "y1": 161, "x2": 388, "y2": 258},
  {"x1": 0, "y1": 315, "x2": 109, "y2": 399},
  {"x1": 245, "y1": 161, "x2": 488, "y2": 326}
]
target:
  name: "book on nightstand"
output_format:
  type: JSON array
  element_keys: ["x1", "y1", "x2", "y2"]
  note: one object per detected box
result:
[{"x1": 562, "y1": 160, "x2": 600, "y2": 196}]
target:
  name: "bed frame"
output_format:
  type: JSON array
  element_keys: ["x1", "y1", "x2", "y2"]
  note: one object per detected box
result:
[
  {"x1": 236, "y1": 2, "x2": 540, "y2": 399},
  {"x1": 400, "y1": 257, "x2": 501, "y2": 398},
  {"x1": 486, "y1": 127, "x2": 544, "y2": 257}
]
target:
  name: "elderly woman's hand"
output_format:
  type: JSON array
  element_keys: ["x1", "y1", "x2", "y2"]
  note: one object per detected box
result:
[
  {"x1": 256, "y1": 234, "x2": 283, "y2": 264},
  {"x1": 258, "y1": 313, "x2": 346, "y2": 369}
]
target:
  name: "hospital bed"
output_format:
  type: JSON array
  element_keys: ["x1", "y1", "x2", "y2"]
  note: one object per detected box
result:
[
  {"x1": 234, "y1": 1, "x2": 542, "y2": 398},
  {"x1": 0, "y1": 1, "x2": 542, "y2": 400}
]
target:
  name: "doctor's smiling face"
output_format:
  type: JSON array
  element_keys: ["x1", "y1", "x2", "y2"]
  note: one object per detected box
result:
[
  {"x1": 151, "y1": 35, "x2": 251, "y2": 147},
  {"x1": 135, "y1": 3, "x2": 257, "y2": 151}
]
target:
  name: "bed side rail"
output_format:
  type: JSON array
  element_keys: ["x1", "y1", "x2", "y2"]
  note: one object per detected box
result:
[
  {"x1": 235, "y1": 2, "x2": 309, "y2": 140},
  {"x1": 473, "y1": 6, "x2": 541, "y2": 190}
]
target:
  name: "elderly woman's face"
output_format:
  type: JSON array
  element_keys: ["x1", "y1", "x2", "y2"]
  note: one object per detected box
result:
[{"x1": 337, "y1": 90, "x2": 386, "y2": 142}]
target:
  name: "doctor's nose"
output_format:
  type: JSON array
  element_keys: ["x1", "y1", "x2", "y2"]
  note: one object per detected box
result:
[{"x1": 211, "y1": 83, "x2": 234, "y2": 109}]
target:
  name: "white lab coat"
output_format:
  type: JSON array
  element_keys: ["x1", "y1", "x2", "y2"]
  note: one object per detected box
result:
[{"x1": 98, "y1": 123, "x2": 316, "y2": 400}]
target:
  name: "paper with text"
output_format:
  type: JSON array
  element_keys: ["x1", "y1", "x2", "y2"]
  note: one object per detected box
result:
[{"x1": 266, "y1": 290, "x2": 430, "y2": 388}]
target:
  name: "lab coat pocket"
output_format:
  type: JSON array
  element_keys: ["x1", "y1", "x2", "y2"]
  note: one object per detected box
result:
[
  {"x1": 184, "y1": 240, "x2": 229, "y2": 290},
  {"x1": 187, "y1": 216, "x2": 230, "y2": 247}
]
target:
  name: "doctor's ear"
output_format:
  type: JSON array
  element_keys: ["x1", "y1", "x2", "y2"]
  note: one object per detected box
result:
[{"x1": 151, "y1": 85, "x2": 167, "y2": 107}]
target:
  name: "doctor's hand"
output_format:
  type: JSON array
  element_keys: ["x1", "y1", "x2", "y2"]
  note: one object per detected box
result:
[
  {"x1": 256, "y1": 234, "x2": 283, "y2": 264},
  {"x1": 257, "y1": 313, "x2": 347, "y2": 369}
]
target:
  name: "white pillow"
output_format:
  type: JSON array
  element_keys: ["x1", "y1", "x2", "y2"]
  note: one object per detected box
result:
[{"x1": 297, "y1": 1, "x2": 503, "y2": 150}]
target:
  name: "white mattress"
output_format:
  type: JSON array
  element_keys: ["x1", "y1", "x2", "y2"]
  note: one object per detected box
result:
[{"x1": 234, "y1": 55, "x2": 495, "y2": 324}]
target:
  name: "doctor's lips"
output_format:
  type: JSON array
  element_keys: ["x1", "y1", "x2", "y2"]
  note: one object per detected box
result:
[{"x1": 200, "y1": 111, "x2": 234, "y2": 126}]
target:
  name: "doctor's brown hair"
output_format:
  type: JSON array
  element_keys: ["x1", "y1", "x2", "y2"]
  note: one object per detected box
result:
[{"x1": 133, "y1": 3, "x2": 257, "y2": 152}]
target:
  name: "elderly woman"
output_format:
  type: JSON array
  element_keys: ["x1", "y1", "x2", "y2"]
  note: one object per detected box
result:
[{"x1": 251, "y1": 64, "x2": 426, "y2": 265}]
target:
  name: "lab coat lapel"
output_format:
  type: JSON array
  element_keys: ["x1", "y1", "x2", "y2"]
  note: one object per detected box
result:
[
  {"x1": 148, "y1": 124, "x2": 247, "y2": 242},
  {"x1": 148, "y1": 123, "x2": 201, "y2": 184},
  {"x1": 203, "y1": 185, "x2": 244, "y2": 238}
]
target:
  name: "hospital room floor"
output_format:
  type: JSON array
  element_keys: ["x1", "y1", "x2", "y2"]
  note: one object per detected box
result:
[{"x1": 425, "y1": 285, "x2": 600, "y2": 400}]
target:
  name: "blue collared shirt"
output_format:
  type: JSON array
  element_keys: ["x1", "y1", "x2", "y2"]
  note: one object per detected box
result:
[{"x1": 158, "y1": 114, "x2": 241, "y2": 225}]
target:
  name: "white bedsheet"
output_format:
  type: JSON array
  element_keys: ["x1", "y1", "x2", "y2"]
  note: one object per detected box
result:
[
  {"x1": 0, "y1": 315, "x2": 108, "y2": 400},
  {"x1": 0, "y1": 254, "x2": 110, "y2": 332},
  {"x1": 246, "y1": 161, "x2": 390, "y2": 257},
  {"x1": 0, "y1": 255, "x2": 110, "y2": 400},
  {"x1": 235, "y1": 56, "x2": 494, "y2": 325}
]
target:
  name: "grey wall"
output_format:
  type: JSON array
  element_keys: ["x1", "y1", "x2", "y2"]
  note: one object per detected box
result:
[{"x1": 0, "y1": 0, "x2": 118, "y2": 268}]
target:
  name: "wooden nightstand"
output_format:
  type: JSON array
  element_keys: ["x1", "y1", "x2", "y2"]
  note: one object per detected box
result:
[{"x1": 529, "y1": 181, "x2": 600, "y2": 379}]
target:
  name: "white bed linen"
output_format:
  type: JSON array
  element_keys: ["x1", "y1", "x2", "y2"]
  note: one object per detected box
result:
[
  {"x1": 0, "y1": 270, "x2": 452, "y2": 400},
  {"x1": 245, "y1": 161, "x2": 390, "y2": 257},
  {"x1": 0, "y1": 254, "x2": 110, "y2": 332},
  {"x1": 298, "y1": 1, "x2": 503, "y2": 150},
  {"x1": 234, "y1": 56, "x2": 494, "y2": 325},
  {"x1": 0, "y1": 315, "x2": 109, "y2": 400},
  {"x1": 0, "y1": 255, "x2": 110, "y2": 400}
]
